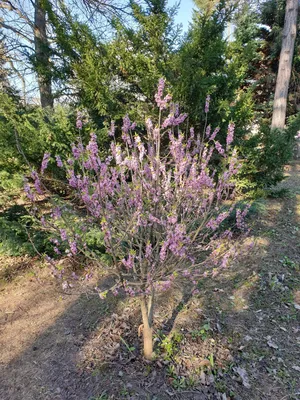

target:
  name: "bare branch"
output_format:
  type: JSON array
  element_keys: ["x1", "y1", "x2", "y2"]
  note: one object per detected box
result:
[{"x1": 0, "y1": 0, "x2": 34, "y2": 27}]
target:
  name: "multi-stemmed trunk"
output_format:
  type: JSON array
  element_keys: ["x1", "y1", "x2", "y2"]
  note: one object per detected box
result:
[{"x1": 140, "y1": 290, "x2": 154, "y2": 360}]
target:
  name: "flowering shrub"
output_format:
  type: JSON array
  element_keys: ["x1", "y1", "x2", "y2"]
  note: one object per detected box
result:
[{"x1": 25, "y1": 79, "x2": 248, "y2": 359}]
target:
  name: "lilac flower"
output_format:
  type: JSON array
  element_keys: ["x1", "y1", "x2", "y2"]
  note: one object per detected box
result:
[
  {"x1": 31, "y1": 171, "x2": 43, "y2": 194},
  {"x1": 226, "y1": 122, "x2": 235, "y2": 148},
  {"x1": 55, "y1": 156, "x2": 63, "y2": 168},
  {"x1": 155, "y1": 78, "x2": 172, "y2": 109},
  {"x1": 122, "y1": 131, "x2": 132, "y2": 147},
  {"x1": 176, "y1": 113, "x2": 188, "y2": 125},
  {"x1": 206, "y1": 212, "x2": 229, "y2": 231},
  {"x1": 122, "y1": 254, "x2": 134, "y2": 270},
  {"x1": 72, "y1": 143, "x2": 83, "y2": 160},
  {"x1": 41, "y1": 153, "x2": 50, "y2": 174},
  {"x1": 167, "y1": 215, "x2": 177, "y2": 224},
  {"x1": 67, "y1": 169, "x2": 77, "y2": 188},
  {"x1": 155, "y1": 78, "x2": 165, "y2": 108},
  {"x1": 210, "y1": 127, "x2": 220, "y2": 141},
  {"x1": 206, "y1": 125, "x2": 211, "y2": 137},
  {"x1": 69, "y1": 240, "x2": 77, "y2": 255},
  {"x1": 134, "y1": 135, "x2": 146, "y2": 162},
  {"x1": 159, "y1": 280, "x2": 172, "y2": 291},
  {"x1": 162, "y1": 113, "x2": 187, "y2": 128},
  {"x1": 76, "y1": 119, "x2": 83, "y2": 130},
  {"x1": 160, "y1": 242, "x2": 168, "y2": 262},
  {"x1": 215, "y1": 141, "x2": 225, "y2": 155},
  {"x1": 86, "y1": 133, "x2": 100, "y2": 170},
  {"x1": 145, "y1": 242, "x2": 152, "y2": 260},
  {"x1": 122, "y1": 114, "x2": 131, "y2": 134},
  {"x1": 205, "y1": 95, "x2": 211, "y2": 113},
  {"x1": 146, "y1": 118, "x2": 153, "y2": 132},
  {"x1": 60, "y1": 229, "x2": 67, "y2": 241},
  {"x1": 108, "y1": 121, "x2": 115, "y2": 137},
  {"x1": 54, "y1": 247, "x2": 61, "y2": 255},
  {"x1": 76, "y1": 111, "x2": 83, "y2": 130},
  {"x1": 51, "y1": 207, "x2": 61, "y2": 219},
  {"x1": 71, "y1": 272, "x2": 79, "y2": 280},
  {"x1": 24, "y1": 182, "x2": 34, "y2": 201}
]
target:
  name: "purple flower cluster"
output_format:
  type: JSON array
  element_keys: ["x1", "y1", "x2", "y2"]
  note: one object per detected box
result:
[
  {"x1": 226, "y1": 122, "x2": 235, "y2": 148},
  {"x1": 205, "y1": 95, "x2": 211, "y2": 114},
  {"x1": 31, "y1": 171, "x2": 43, "y2": 194},
  {"x1": 154, "y1": 78, "x2": 172, "y2": 110},
  {"x1": 76, "y1": 111, "x2": 83, "y2": 130},
  {"x1": 26, "y1": 79, "x2": 249, "y2": 302},
  {"x1": 56, "y1": 156, "x2": 63, "y2": 168},
  {"x1": 162, "y1": 113, "x2": 188, "y2": 129},
  {"x1": 41, "y1": 153, "x2": 50, "y2": 175}
]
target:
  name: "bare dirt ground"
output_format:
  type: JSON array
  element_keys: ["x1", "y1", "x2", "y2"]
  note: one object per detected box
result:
[{"x1": 0, "y1": 162, "x2": 299, "y2": 400}]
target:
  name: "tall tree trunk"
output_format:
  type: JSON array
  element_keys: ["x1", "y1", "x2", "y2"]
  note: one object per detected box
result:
[
  {"x1": 271, "y1": 0, "x2": 299, "y2": 130},
  {"x1": 34, "y1": 0, "x2": 53, "y2": 108},
  {"x1": 140, "y1": 290, "x2": 154, "y2": 360}
]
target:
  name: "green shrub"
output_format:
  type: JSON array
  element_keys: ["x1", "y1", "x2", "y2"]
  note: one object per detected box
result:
[{"x1": 236, "y1": 124, "x2": 294, "y2": 194}]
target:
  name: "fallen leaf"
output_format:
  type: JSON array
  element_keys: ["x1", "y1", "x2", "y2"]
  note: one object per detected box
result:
[
  {"x1": 206, "y1": 373, "x2": 214, "y2": 385},
  {"x1": 267, "y1": 339, "x2": 279, "y2": 349},
  {"x1": 199, "y1": 359, "x2": 212, "y2": 368},
  {"x1": 294, "y1": 303, "x2": 300, "y2": 310},
  {"x1": 234, "y1": 367, "x2": 251, "y2": 389},
  {"x1": 199, "y1": 371, "x2": 206, "y2": 385}
]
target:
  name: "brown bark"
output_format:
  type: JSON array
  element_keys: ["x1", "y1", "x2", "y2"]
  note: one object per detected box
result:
[
  {"x1": 34, "y1": 0, "x2": 53, "y2": 108},
  {"x1": 271, "y1": 0, "x2": 299, "y2": 130},
  {"x1": 140, "y1": 291, "x2": 154, "y2": 360}
]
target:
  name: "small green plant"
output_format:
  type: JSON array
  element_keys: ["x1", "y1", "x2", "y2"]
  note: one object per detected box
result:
[
  {"x1": 120, "y1": 336, "x2": 135, "y2": 353},
  {"x1": 279, "y1": 256, "x2": 298, "y2": 270},
  {"x1": 208, "y1": 353, "x2": 214, "y2": 369},
  {"x1": 171, "y1": 376, "x2": 188, "y2": 389},
  {"x1": 191, "y1": 322, "x2": 212, "y2": 341},
  {"x1": 119, "y1": 385, "x2": 130, "y2": 396},
  {"x1": 159, "y1": 331, "x2": 183, "y2": 361}
]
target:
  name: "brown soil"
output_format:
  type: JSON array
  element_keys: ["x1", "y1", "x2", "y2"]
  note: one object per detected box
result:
[{"x1": 0, "y1": 162, "x2": 300, "y2": 400}]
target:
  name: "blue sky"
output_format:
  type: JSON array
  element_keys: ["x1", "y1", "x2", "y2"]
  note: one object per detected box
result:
[{"x1": 168, "y1": 0, "x2": 195, "y2": 33}]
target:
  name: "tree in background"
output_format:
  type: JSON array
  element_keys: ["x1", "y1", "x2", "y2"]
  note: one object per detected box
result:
[
  {"x1": 271, "y1": 0, "x2": 299, "y2": 129},
  {"x1": 174, "y1": 0, "x2": 256, "y2": 147},
  {"x1": 249, "y1": 0, "x2": 300, "y2": 121},
  {"x1": 73, "y1": 0, "x2": 181, "y2": 122},
  {"x1": 0, "y1": 0, "x2": 53, "y2": 107},
  {"x1": 0, "y1": 0, "x2": 128, "y2": 107}
]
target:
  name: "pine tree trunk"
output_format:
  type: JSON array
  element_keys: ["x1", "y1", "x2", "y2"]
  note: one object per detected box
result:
[
  {"x1": 271, "y1": 0, "x2": 299, "y2": 130},
  {"x1": 140, "y1": 291, "x2": 154, "y2": 360},
  {"x1": 34, "y1": 0, "x2": 53, "y2": 108}
]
